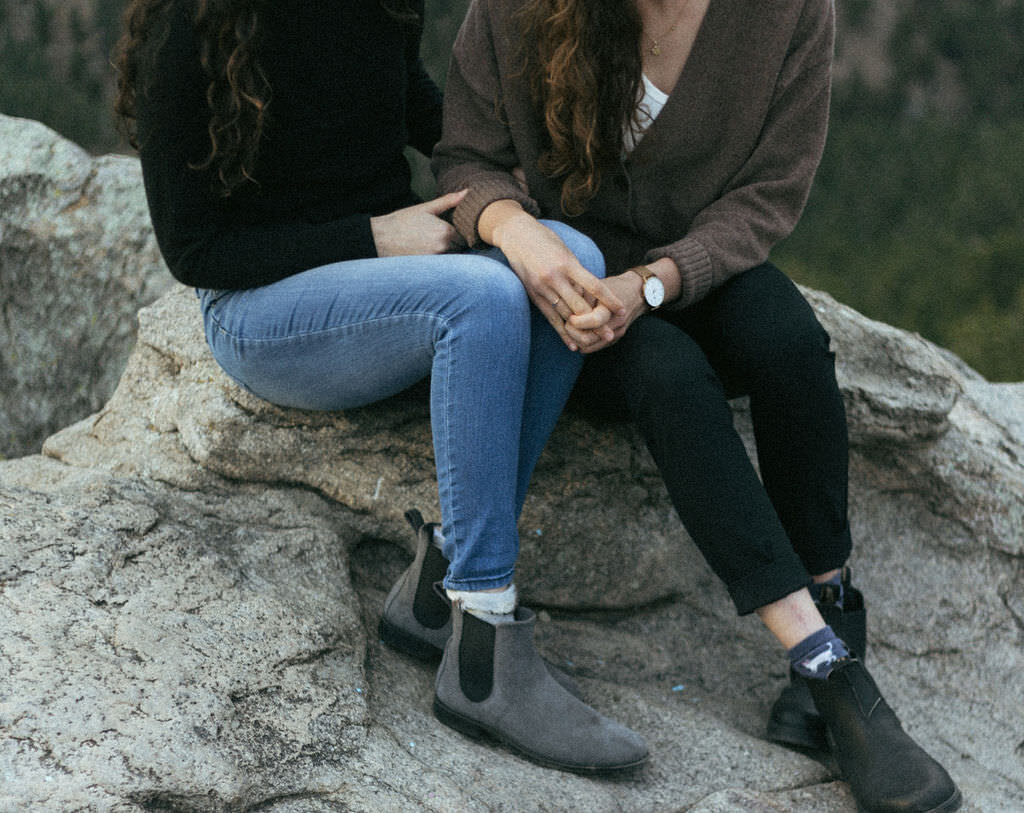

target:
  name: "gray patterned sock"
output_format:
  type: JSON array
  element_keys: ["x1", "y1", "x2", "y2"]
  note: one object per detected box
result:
[{"x1": 789, "y1": 625, "x2": 849, "y2": 679}]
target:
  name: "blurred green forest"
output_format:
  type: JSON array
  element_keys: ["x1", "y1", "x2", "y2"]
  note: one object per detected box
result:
[
  {"x1": 774, "y1": 0, "x2": 1024, "y2": 382},
  {"x1": 1, "y1": 0, "x2": 1021, "y2": 380},
  {"x1": 0, "y1": 0, "x2": 125, "y2": 152}
]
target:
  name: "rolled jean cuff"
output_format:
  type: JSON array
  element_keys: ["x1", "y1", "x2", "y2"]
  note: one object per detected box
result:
[
  {"x1": 726, "y1": 561, "x2": 814, "y2": 617},
  {"x1": 443, "y1": 568, "x2": 516, "y2": 594}
]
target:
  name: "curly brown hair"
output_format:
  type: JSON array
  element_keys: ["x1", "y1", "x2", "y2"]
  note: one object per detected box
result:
[
  {"x1": 114, "y1": 0, "x2": 418, "y2": 197},
  {"x1": 114, "y1": 0, "x2": 271, "y2": 196},
  {"x1": 519, "y1": 0, "x2": 644, "y2": 215}
]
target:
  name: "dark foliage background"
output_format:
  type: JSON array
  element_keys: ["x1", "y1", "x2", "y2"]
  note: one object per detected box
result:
[{"x1": 2, "y1": 0, "x2": 1020, "y2": 380}]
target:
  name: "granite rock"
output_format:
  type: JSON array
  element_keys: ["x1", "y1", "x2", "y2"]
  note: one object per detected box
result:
[
  {"x1": 0, "y1": 113, "x2": 172, "y2": 459},
  {"x1": 1, "y1": 114, "x2": 1022, "y2": 811}
]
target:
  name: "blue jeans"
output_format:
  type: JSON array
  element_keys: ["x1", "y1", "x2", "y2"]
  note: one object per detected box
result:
[{"x1": 198, "y1": 221, "x2": 604, "y2": 591}]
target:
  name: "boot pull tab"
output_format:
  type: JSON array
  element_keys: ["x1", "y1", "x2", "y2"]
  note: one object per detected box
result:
[
  {"x1": 404, "y1": 507, "x2": 425, "y2": 533},
  {"x1": 819, "y1": 583, "x2": 841, "y2": 606}
]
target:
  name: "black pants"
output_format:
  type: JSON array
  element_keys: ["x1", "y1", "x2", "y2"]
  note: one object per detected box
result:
[{"x1": 574, "y1": 263, "x2": 852, "y2": 615}]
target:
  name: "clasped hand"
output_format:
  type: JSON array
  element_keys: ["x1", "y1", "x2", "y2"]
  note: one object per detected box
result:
[
  {"x1": 564, "y1": 271, "x2": 649, "y2": 353},
  {"x1": 372, "y1": 192, "x2": 643, "y2": 353},
  {"x1": 482, "y1": 202, "x2": 628, "y2": 352}
]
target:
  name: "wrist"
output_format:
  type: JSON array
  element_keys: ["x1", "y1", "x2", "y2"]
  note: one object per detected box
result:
[
  {"x1": 646, "y1": 257, "x2": 683, "y2": 304},
  {"x1": 369, "y1": 213, "x2": 391, "y2": 256},
  {"x1": 478, "y1": 199, "x2": 530, "y2": 247},
  {"x1": 626, "y1": 265, "x2": 666, "y2": 310}
]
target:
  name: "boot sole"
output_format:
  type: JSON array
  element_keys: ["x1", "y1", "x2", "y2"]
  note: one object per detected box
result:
[
  {"x1": 855, "y1": 787, "x2": 962, "y2": 813},
  {"x1": 378, "y1": 617, "x2": 444, "y2": 662},
  {"x1": 433, "y1": 696, "x2": 648, "y2": 776}
]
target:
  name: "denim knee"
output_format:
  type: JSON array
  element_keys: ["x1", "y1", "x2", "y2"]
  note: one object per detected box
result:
[
  {"x1": 478, "y1": 260, "x2": 532, "y2": 315},
  {"x1": 447, "y1": 259, "x2": 532, "y2": 341},
  {"x1": 538, "y1": 219, "x2": 606, "y2": 280}
]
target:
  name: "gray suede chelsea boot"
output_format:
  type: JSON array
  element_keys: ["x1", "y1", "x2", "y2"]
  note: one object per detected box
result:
[
  {"x1": 767, "y1": 570, "x2": 867, "y2": 751},
  {"x1": 379, "y1": 509, "x2": 451, "y2": 660},
  {"x1": 378, "y1": 509, "x2": 584, "y2": 698},
  {"x1": 433, "y1": 604, "x2": 649, "y2": 774},
  {"x1": 809, "y1": 658, "x2": 961, "y2": 813}
]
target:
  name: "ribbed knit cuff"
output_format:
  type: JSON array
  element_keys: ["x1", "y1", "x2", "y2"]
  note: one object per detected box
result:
[
  {"x1": 452, "y1": 177, "x2": 541, "y2": 248},
  {"x1": 646, "y1": 236, "x2": 714, "y2": 309}
]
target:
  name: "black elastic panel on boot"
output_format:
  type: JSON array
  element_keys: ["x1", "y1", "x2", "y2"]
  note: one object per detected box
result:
[
  {"x1": 459, "y1": 612, "x2": 495, "y2": 703},
  {"x1": 413, "y1": 543, "x2": 450, "y2": 630}
]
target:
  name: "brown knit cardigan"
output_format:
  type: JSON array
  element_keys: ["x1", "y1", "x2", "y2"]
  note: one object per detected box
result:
[{"x1": 432, "y1": 0, "x2": 835, "y2": 309}]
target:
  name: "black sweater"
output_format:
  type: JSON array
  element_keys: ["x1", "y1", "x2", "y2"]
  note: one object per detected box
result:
[{"x1": 135, "y1": 1, "x2": 442, "y2": 289}]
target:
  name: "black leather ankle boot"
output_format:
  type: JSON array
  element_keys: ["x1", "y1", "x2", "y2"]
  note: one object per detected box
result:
[
  {"x1": 767, "y1": 569, "x2": 866, "y2": 750},
  {"x1": 808, "y1": 658, "x2": 961, "y2": 813}
]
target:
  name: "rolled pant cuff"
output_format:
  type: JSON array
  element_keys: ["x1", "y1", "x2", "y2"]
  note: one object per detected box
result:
[{"x1": 727, "y1": 561, "x2": 813, "y2": 617}]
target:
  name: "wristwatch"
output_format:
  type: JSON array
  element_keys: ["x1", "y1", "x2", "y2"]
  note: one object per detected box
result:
[{"x1": 627, "y1": 266, "x2": 665, "y2": 310}]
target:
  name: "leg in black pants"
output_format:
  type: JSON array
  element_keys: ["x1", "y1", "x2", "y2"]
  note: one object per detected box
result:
[
  {"x1": 576, "y1": 265, "x2": 963, "y2": 811},
  {"x1": 575, "y1": 263, "x2": 852, "y2": 614}
]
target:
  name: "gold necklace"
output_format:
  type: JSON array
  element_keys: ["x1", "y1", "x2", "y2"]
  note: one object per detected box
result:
[{"x1": 642, "y1": 0, "x2": 692, "y2": 56}]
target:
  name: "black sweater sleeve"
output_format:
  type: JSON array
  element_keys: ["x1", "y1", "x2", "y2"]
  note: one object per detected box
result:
[
  {"x1": 405, "y1": 57, "x2": 444, "y2": 157},
  {"x1": 404, "y1": 19, "x2": 443, "y2": 157},
  {"x1": 136, "y1": 4, "x2": 382, "y2": 290}
]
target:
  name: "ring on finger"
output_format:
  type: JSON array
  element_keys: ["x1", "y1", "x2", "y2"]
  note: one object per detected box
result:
[{"x1": 551, "y1": 297, "x2": 561, "y2": 307}]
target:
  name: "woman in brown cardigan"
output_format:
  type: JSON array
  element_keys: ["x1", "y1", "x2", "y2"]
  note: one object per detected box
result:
[{"x1": 412, "y1": 0, "x2": 961, "y2": 809}]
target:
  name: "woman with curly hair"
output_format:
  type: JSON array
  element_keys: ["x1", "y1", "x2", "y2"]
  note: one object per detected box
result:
[
  {"x1": 426, "y1": 0, "x2": 963, "y2": 808},
  {"x1": 115, "y1": 0, "x2": 650, "y2": 774}
]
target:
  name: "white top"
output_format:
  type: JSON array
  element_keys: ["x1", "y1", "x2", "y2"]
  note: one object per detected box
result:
[{"x1": 624, "y1": 73, "x2": 670, "y2": 154}]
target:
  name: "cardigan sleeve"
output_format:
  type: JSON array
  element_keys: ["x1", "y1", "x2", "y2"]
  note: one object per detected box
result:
[
  {"x1": 431, "y1": 0, "x2": 541, "y2": 246},
  {"x1": 648, "y1": 0, "x2": 835, "y2": 309}
]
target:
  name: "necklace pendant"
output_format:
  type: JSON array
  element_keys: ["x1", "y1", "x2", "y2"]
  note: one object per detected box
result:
[{"x1": 651, "y1": 42, "x2": 661, "y2": 56}]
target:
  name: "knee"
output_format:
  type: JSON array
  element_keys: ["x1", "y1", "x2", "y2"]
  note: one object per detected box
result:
[
  {"x1": 758, "y1": 318, "x2": 834, "y2": 379},
  {"x1": 455, "y1": 258, "x2": 531, "y2": 326},
  {"x1": 636, "y1": 349, "x2": 721, "y2": 407},
  {"x1": 620, "y1": 322, "x2": 724, "y2": 407},
  {"x1": 724, "y1": 265, "x2": 833, "y2": 372},
  {"x1": 537, "y1": 220, "x2": 606, "y2": 279}
]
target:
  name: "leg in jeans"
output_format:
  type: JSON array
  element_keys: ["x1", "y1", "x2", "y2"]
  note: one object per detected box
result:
[
  {"x1": 199, "y1": 252, "x2": 530, "y2": 590},
  {"x1": 198, "y1": 221, "x2": 604, "y2": 591},
  {"x1": 480, "y1": 219, "x2": 606, "y2": 514}
]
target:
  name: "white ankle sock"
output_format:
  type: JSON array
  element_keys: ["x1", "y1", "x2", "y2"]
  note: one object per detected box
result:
[
  {"x1": 431, "y1": 526, "x2": 445, "y2": 549},
  {"x1": 446, "y1": 583, "x2": 517, "y2": 624}
]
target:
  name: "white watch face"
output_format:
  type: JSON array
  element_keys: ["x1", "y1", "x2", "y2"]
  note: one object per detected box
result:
[{"x1": 644, "y1": 276, "x2": 665, "y2": 308}]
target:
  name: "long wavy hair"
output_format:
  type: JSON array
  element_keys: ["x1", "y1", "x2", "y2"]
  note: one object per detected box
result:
[
  {"x1": 114, "y1": 0, "x2": 418, "y2": 196},
  {"x1": 519, "y1": 0, "x2": 644, "y2": 215}
]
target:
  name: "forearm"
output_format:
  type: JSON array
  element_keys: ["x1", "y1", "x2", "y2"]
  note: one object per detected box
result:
[{"x1": 477, "y1": 199, "x2": 534, "y2": 248}]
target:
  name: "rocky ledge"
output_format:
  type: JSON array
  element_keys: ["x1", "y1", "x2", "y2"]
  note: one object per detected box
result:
[{"x1": 1, "y1": 114, "x2": 1022, "y2": 812}]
